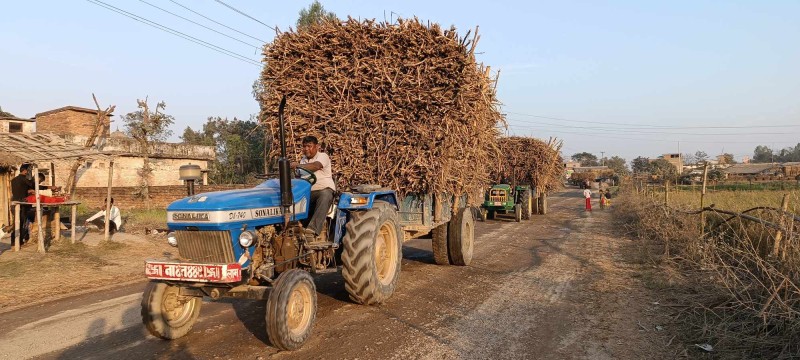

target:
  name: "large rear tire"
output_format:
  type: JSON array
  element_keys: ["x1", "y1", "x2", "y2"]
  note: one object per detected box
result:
[
  {"x1": 521, "y1": 191, "x2": 532, "y2": 220},
  {"x1": 341, "y1": 201, "x2": 403, "y2": 305},
  {"x1": 141, "y1": 282, "x2": 202, "y2": 340},
  {"x1": 448, "y1": 207, "x2": 474, "y2": 266},
  {"x1": 266, "y1": 269, "x2": 317, "y2": 351},
  {"x1": 432, "y1": 223, "x2": 450, "y2": 265}
]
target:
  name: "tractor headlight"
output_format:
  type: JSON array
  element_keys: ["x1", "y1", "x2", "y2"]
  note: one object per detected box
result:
[
  {"x1": 167, "y1": 232, "x2": 178, "y2": 247},
  {"x1": 239, "y1": 230, "x2": 255, "y2": 247},
  {"x1": 350, "y1": 197, "x2": 369, "y2": 206}
]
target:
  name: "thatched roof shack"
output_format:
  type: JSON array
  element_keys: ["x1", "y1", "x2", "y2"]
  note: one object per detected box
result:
[{"x1": 0, "y1": 133, "x2": 117, "y2": 252}]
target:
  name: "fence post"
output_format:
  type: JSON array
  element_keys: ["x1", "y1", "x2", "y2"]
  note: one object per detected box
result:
[
  {"x1": 772, "y1": 193, "x2": 790, "y2": 258},
  {"x1": 700, "y1": 163, "x2": 709, "y2": 235},
  {"x1": 664, "y1": 180, "x2": 669, "y2": 206}
]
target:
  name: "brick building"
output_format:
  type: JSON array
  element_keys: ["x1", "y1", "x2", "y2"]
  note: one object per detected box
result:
[
  {"x1": 0, "y1": 116, "x2": 36, "y2": 133},
  {"x1": 35, "y1": 106, "x2": 111, "y2": 137}
]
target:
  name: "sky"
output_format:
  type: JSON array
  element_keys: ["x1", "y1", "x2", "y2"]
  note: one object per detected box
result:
[{"x1": 2, "y1": 0, "x2": 799, "y2": 163}]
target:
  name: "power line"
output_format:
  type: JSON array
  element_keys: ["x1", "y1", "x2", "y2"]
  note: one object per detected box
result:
[
  {"x1": 213, "y1": 0, "x2": 276, "y2": 31},
  {"x1": 506, "y1": 111, "x2": 800, "y2": 130},
  {"x1": 138, "y1": 0, "x2": 260, "y2": 49},
  {"x1": 507, "y1": 118, "x2": 799, "y2": 136},
  {"x1": 86, "y1": 0, "x2": 261, "y2": 67},
  {"x1": 504, "y1": 124, "x2": 794, "y2": 144},
  {"x1": 167, "y1": 0, "x2": 268, "y2": 43}
]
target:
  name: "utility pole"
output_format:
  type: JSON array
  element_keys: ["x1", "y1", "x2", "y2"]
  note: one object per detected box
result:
[{"x1": 601, "y1": 151, "x2": 605, "y2": 166}]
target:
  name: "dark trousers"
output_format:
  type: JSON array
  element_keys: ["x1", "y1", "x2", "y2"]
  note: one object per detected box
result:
[
  {"x1": 10, "y1": 205, "x2": 33, "y2": 246},
  {"x1": 90, "y1": 218, "x2": 117, "y2": 234},
  {"x1": 306, "y1": 188, "x2": 334, "y2": 235}
]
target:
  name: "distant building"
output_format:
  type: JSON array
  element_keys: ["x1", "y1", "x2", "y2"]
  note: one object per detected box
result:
[
  {"x1": 658, "y1": 153, "x2": 683, "y2": 172},
  {"x1": 741, "y1": 155, "x2": 751, "y2": 164},
  {"x1": 724, "y1": 163, "x2": 780, "y2": 179},
  {"x1": 0, "y1": 116, "x2": 35, "y2": 133}
]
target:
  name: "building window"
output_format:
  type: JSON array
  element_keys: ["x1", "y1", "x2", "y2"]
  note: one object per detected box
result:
[{"x1": 9, "y1": 122, "x2": 23, "y2": 133}]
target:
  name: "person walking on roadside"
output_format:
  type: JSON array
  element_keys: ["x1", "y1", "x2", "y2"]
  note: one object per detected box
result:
[{"x1": 583, "y1": 187, "x2": 592, "y2": 211}]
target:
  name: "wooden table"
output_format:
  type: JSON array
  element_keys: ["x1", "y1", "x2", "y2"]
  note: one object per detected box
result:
[{"x1": 11, "y1": 200, "x2": 81, "y2": 253}]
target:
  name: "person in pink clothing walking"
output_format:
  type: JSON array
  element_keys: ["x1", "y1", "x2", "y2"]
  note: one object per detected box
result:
[{"x1": 583, "y1": 188, "x2": 592, "y2": 211}]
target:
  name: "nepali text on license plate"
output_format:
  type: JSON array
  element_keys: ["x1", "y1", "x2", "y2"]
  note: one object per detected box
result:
[
  {"x1": 145, "y1": 262, "x2": 241, "y2": 283},
  {"x1": 493, "y1": 202, "x2": 502, "y2": 206}
]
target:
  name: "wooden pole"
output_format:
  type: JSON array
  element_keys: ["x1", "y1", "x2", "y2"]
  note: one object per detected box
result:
[
  {"x1": 70, "y1": 204, "x2": 77, "y2": 244},
  {"x1": 700, "y1": 162, "x2": 709, "y2": 235},
  {"x1": 772, "y1": 194, "x2": 789, "y2": 258},
  {"x1": 33, "y1": 165, "x2": 45, "y2": 253},
  {"x1": 664, "y1": 180, "x2": 669, "y2": 206},
  {"x1": 104, "y1": 160, "x2": 114, "y2": 241},
  {"x1": 13, "y1": 203, "x2": 20, "y2": 252}
]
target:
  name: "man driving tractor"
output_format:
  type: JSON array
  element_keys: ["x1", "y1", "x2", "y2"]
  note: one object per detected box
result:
[{"x1": 291, "y1": 136, "x2": 335, "y2": 240}]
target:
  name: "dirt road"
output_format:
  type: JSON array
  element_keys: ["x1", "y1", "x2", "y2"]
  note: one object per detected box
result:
[{"x1": 0, "y1": 190, "x2": 673, "y2": 359}]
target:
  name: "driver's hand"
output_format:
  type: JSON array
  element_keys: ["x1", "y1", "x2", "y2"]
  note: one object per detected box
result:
[{"x1": 290, "y1": 162, "x2": 299, "y2": 169}]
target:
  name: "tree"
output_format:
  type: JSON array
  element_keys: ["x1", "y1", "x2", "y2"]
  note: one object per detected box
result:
[
  {"x1": 65, "y1": 94, "x2": 115, "y2": 195},
  {"x1": 123, "y1": 98, "x2": 175, "y2": 203},
  {"x1": 571, "y1": 152, "x2": 599, "y2": 167},
  {"x1": 0, "y1": 106, "x2": 15, "y2": 117},
  {"x1": 753, "y1": 145, "x2": 774, "y2": 163},
  {"x1": 649, "y1": 159, "x2": 679, "y2": 180},
  {"x1": 297, "y1": 1, "x2": 338, "y2": 30},
  {"x1": 719, "y1": 153, "x2": 737, "y2": 165},
  {"x1": 683, "y1": 153, "x2": 696, "y2": 166},
  {"x1": 605, "y1": 156, "x2": 628, "y2": 175},
  {"x1": 694, "y1": 150, "x2": 708, "y2": 164},
  {"x1": 631, "y1": 156, "x2": 650, "y2": 174},
  {"x1": 182, "y1": 116, "x2": 266, "y2": 184}
]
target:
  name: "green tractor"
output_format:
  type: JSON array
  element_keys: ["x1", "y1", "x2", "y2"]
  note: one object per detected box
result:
[{"x1": 480, "y1": 184, "x2": 533, "y2": 222}]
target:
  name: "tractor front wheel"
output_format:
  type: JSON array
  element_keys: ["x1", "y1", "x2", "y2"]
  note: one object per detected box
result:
[
  {"x1": 521, "y1": 191, "x2": 532, "y2": 220},
  {"x1": 342, "y1": 201, "x2": 403, "y2": 305},
  {"x1": 141, "y1": 282, "x2": 202, "y2": 340},
  {"x1": 514, "y1": 204, "x2": 522, "y2": 222},
  {"x1": 266, "y1": 269, "x2": 317, "y2": 351},
  {"x1": 487, "y1": 210, "x2": 495, "y2": 220}
]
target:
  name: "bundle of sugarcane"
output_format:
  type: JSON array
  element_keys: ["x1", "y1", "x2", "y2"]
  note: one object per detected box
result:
[
  {"x1": 492, "y1": 136, "x2": 564, "y2": 193},
  {"x1": 259, "y1": 18, "x2": 504, "y2": 198}
]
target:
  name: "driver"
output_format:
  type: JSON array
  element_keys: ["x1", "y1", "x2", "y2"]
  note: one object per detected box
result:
[{"x1": 291, "y1": 136, "x2": 335, "y2": 239}]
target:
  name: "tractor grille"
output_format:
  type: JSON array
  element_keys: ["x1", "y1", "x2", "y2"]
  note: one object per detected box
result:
[
  {"x1": 489, "y1": 189, "x2": 507, "y2": 203},
  {"x1": 176, "y1": 230, "x2": 235, "y2": 264}
]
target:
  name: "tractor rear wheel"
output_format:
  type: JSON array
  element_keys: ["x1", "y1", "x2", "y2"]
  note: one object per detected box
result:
[
  {"x1": 141, "y1": 282, "x2": 202, "y2": 340},
  {"x1": 341, "y1": 201, "x2": 403, "y2": 305},
  {"x1": 514, "y1": 204, "x2": 522, "y2": 222},
  {"x1": 266, "y1": 269, "x2": 317, "y2": 351},
  {"x1": 448, "y1": 207, "x2": 474, "y2": 266},
  {"x1": 521, "y1": 191, "x2": 532, "y2": 220}
]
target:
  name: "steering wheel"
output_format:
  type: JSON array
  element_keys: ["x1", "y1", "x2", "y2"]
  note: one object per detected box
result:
[
  {"x1": 295, "y1": 167, "x2": 317, "y2": 185},
  {"x1": 253, "y1": 167, "x2": 317, "y2": 185}
]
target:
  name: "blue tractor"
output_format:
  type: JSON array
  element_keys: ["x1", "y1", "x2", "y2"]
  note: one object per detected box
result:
[{"x1": 141, "y1": 97, "x2": 475, "y2": 350}]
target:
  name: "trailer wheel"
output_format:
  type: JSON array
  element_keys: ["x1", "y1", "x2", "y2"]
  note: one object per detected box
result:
[
  {"x1": 539, "y1": 193, "x2": 548, "y2": 215},
  {"x1": 141, "y1": 282, "x2": 201, "y2": 340},
  {"x1": 448, "y1": 207, "x2": 474, "y2": 266},
  {"x1": 342, "y1": 201, "x2": 402, "y2": 305},
  {"x1": 514, "y1": 204, "x2": 522, "y2": 222},
  {"x1": 521, "y1": 191, "x2": 532, "y2": 220},
  {"x1": 431, "y1": 223, "x2": 451, "y2": 265},
  {"x1": 266, "y1": 269, "x2": 317, "y2": 351}
]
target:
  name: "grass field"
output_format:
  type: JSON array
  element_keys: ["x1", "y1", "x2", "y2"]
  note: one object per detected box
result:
[{"x1": 654, "y1": 189, "x2": 800, "y2": 215}]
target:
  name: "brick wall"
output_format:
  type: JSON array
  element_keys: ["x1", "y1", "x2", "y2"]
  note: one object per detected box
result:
[
  {"x1": 73, "y1": 184, "x2": 249, "y2": 210},
  {"x1": 35, "y1": 110, "x2": 110, "y2": 137}
]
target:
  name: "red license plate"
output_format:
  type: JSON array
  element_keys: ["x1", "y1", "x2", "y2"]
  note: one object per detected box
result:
[{"x1": 145, "y1": 261, "x2": 242, "y2": 283}]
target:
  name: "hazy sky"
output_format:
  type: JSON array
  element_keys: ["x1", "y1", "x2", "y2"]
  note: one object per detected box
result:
[{"x1": 2, "y1": 1, "x2": 798, "y2": 162}]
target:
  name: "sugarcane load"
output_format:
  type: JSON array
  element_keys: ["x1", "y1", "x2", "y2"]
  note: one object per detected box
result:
[{"x1": 141, "y1": 18, "x2": 504, "y2": 351}]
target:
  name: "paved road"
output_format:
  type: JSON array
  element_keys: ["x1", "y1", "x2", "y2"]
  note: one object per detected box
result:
[{"x1": 0, "y1": 190, "x2": 667, "y2": 360}]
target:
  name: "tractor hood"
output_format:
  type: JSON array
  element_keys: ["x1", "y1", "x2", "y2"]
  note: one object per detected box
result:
[{"x1": 166, "y1": 179, "x2": 311, "y2": 227}]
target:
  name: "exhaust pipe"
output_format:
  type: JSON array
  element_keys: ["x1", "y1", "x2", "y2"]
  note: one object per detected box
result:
[{"x1": 277, "y1": 96, "x2": 293, "y2": 223}]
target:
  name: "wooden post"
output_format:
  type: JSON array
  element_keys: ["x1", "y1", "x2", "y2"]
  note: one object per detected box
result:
[
  {"x1": 13, "y1": 203, "x2": 20, "y2": 252},
  {"x1": 70, "y1": 204, "x2": 77, "y2": 244},
  {"x1": 104, "y1": 160, "x2": 114, "y2": 241},
  {"x1": 772, "y1": 194, "x2": 789, "y2": 258},
  {"x1": 33, "y1": 165, "x2": 45, "y2": 253},
  {"x1": 700, "y1": 163, "x2": 709, "y2": 235},
  {"x1": 53, "y1": 206, "x2": 61, "y2": 242},
  {"x1": 664, "y1": 180, "x2": 669, "y2": 206}
]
